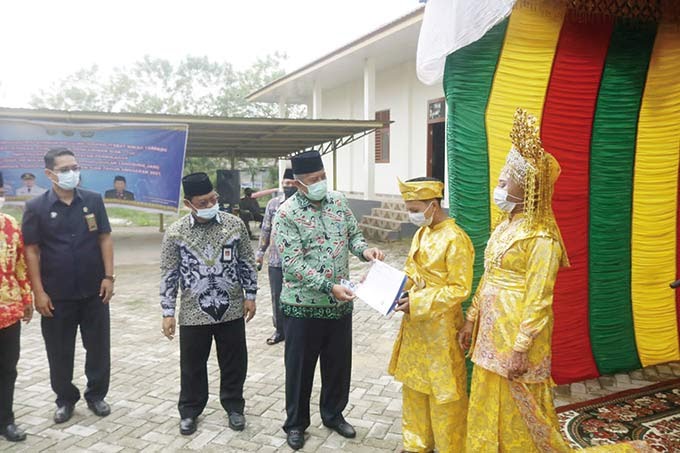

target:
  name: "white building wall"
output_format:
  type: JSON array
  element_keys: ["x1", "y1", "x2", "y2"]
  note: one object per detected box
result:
[{"x1": 317, "y1": 59, "x2": 444, "y2": 199}]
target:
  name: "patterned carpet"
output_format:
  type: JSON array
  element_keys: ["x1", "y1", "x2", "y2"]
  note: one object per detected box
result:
[{"x1": 557, "y1": 379, "x2": 680, "y2": 452}]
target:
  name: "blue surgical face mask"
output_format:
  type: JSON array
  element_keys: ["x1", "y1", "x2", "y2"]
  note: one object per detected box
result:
[
  {"x1": 301, "y1": 179, "x2": 328, "y2": 201},
  {"x1": 193, "y1": 203, "x2": 220, "y2": 220},
  {"x1": 52, "y1": 170, "x2": 80, "y2": 190}
]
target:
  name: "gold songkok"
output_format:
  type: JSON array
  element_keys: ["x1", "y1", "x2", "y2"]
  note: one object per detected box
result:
[
  {"x1": 505, "y1": 108, "x2": 569, "y2": 266},
  {"x1": 398, "y1": 178, "x2": 444, "y2": 201}
]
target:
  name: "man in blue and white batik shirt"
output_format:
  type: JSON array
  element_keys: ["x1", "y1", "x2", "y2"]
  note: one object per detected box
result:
[{"x1": 159, "y1": 172, "x2": 258, "y2": 436}]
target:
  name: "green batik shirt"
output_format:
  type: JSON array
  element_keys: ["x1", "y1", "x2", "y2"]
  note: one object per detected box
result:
[{"x1": 273, "y1": 190, "x2": 369, "y2": 319}]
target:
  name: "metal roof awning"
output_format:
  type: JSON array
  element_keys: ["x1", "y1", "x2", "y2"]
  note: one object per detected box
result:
[{"x1": 0, "y1": 108, "x2": 386, "y2": 159}]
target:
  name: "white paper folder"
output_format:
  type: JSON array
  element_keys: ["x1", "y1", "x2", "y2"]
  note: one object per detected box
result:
[{"x1": 356, "y1": 260, "x2": 407, "y2": 316}]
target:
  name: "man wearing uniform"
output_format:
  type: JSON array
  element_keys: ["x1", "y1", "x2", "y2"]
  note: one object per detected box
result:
[
  {"x1": 16, "y1": 173, "x2": 46, "y2": 197},
  {"x1": 273, "y1": 150, "x2": 384, "y2": 450},
  {"x1": 160, "y1": 172, "x2": 258, "y2": 436},
  {"x1": 22, "y1": 148, "x2": 115, "y2": 424}
]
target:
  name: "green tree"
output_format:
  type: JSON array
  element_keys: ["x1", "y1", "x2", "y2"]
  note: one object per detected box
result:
[{"x1": 30, "y1": 53, "x2": 303, "y2": 180}]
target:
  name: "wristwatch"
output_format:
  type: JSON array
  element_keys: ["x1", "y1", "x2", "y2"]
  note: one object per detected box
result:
[{"x1": 104, "y1": 275, "x2": 116, "y2": 283}]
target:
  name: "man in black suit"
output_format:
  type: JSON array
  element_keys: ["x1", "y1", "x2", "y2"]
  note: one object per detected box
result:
[{"x1": 104, "y1": 176, "x2": 135, "y2": 201}]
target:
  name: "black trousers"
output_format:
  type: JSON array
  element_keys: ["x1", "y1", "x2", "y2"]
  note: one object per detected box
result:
[
  {"x1": 178, "y1": 317, "x2": 247, "y2": 419},
  {"x1": 0, "y1": 321, "x2": 20, "y2": 426},
  {"x1": 283, "y1": 314, "x2": 352, "y2": 432},
  {"x1": 269, "y1": 266, "x2": 285, "y2": 337},
  {"x1": 41, "y1": 296, "x2": 110, "y2": 407}
]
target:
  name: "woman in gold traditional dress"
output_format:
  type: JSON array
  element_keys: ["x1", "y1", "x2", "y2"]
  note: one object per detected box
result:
[{"x1": 458, "y1": 109, "x2": 650, "y2": 453}]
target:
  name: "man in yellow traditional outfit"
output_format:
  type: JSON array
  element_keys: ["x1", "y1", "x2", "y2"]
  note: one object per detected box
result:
[
  {"x1": 458, "y1": 109, "x2": 650, "y2": 453},
  {"x1": 388, "y1": 177, "x2": 474, "y2": 453}
]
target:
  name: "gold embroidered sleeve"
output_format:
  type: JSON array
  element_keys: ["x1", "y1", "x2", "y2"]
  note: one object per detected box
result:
[
  {"x1": 409, "y1": 233, "x2": 474, "y2": 321},
  {"x1": 465, "y1": 274, "x2": 485, "y2": 322},
  {"x1": 513, "y1": 237, "x2": 562, "y2": 352}
]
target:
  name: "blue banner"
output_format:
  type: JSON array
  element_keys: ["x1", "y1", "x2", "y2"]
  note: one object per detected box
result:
[{"x1": 0, "y1": 119, "x2": 188, "y2": 213}]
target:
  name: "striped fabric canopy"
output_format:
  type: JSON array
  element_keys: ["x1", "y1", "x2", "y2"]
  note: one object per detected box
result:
[{"x1": 445, "y1": 3, "x2": 680, "y2": 384}]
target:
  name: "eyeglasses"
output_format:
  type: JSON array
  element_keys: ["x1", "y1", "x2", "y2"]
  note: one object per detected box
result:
[
  {"x1": 52, "y1": 165, "x2": 81, "y2": 174},
  {"x1": 193, "y1": 195, "x2": 219, "y2": 209}
]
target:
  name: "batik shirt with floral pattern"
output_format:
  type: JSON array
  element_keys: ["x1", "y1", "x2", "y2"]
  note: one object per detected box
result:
[
  {"x1": 160, "y1": 212, "x2": 258, "y2": 326},
  {"x1": 273, "y1": 190, "x2": 368, "y2": 319},
  {"x1": 0, "y1": 214, "x2": 32, "y2": 329}
]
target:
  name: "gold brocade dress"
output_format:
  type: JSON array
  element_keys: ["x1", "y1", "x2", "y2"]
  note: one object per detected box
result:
[
  {"x1": 388, "y1": 218, "x2": 474, "y2": 453},
  {"x1": 466, "y1": 214, "x2": 650, "y2": 453}
]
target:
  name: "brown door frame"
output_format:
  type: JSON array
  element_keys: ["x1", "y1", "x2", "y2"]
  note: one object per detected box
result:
[{"x1": 427, "y1": 97, "x2": 446, "y2": 177}]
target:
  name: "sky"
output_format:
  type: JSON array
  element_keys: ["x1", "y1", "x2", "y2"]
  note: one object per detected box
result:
[{"x1": 0, "y1": 0, "x2": 422, "y2": 108}]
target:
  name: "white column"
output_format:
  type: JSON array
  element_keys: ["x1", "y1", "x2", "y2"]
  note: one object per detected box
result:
[
  {"x1": 278, "y1": 159, "x2": 288, "y2": 189},
  {"x1": 278, "y1": 97, "x2": 287, "y2": 119},
  {"x1": 312, "y1": 80, "x2": 323, "y2": 119},
  {"x1": 363, "y1": 58, "x2": 376, "y2": 200}
]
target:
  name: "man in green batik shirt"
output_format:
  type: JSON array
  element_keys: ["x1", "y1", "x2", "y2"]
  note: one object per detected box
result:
[{"x1": 273, "y1": 150, "x2": 384, "y2": 450}]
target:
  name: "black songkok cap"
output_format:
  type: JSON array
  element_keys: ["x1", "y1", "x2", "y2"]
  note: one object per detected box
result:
[
  {"x1": 283, "y1": 168, "x2": 294, "y2": 180},
  {"x1": 182, "y1": 172, "x2": 213, "y2": 198},
  {"x1": 291, "y1": 150, "x2": 324, "y2": 176}
]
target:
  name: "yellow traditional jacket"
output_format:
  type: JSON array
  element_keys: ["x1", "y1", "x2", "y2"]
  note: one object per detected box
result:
[
  {"x1": 388, "y1": 218, "x2": 474, "y2": 404},
  {"x1": 467, "y1": 214, "x2": 563, "y2": 383}
]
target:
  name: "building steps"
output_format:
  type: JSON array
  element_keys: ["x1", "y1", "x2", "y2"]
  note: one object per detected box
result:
[{"x1": 359, "y1": 200, "x2": 415, "y2": 242}]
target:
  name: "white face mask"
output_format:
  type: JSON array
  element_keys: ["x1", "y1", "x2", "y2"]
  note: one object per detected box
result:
[
  {"x1": 52, "y1": 170, "x2": 80, "y2": 190},
  {"x1": 193, "y1": 203, "x2": 220, "y2": 220},
  {"x1": 493, "y1": 187, "x2": 522, "y2": 212},
  {"x1": 408, "y1": 202, "x2": 434, "y2": 227}
]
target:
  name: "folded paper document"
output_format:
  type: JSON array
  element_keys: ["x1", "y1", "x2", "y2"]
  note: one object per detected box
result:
[{"x1": 356, "y1": 260, "x2": 407, "y2": 316}]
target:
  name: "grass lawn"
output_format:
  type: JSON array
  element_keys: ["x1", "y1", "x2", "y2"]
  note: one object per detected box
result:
[{"x1": 2, "y1": 205, "x2": 179, "y2": 228}]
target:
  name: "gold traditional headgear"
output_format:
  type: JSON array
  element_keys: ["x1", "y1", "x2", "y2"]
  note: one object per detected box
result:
[
  {"x1": 504, "y1": 108, "x2": 569, "y2": 267},
  {"x1": 398, "y1": 178, "x2": 444, "y2": 201}
]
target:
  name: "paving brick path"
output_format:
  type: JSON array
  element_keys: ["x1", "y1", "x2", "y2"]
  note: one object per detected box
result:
[{"x1": 6, "y1": 227, "x2": 679, "y2": 452}]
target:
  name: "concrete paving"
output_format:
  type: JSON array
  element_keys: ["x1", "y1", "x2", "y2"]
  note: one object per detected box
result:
[{"x1": 5, "y1": 226, "x2": 678, "y2": 452}]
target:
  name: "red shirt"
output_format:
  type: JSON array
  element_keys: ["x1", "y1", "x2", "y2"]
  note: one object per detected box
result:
[{"x1": 0, "y1": 214, "x2": 32, "y2": 329}]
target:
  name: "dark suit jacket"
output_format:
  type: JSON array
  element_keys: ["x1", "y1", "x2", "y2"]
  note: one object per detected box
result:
[{"x1": 104, "y1": 189, "x2": 135, "y2": 201}]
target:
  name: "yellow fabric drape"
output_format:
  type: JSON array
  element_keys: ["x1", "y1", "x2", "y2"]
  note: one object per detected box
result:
[
  {"x1": 485, "y1": 3, "x2": 566, "y2": 221},
  {"x1": 631, "y1": 22, "x2": 680, "y2": 366}
]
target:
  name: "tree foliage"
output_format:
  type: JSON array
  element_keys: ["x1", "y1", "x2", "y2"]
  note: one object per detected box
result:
[{"x1": 30, "y1": 53, "x2": 305, "y2": 187}]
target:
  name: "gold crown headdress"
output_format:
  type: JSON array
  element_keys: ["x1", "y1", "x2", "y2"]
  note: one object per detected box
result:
[{"x1": 505, "y1": 108, "x2": 569, "y2": 266}]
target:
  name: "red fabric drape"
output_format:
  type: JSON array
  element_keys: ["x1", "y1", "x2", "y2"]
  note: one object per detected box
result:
[{"x1": 541, "y1": 12, "x2": 613, "y2": 384}]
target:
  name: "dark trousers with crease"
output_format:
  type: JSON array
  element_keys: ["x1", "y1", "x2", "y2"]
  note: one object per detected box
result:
[
  {"x1": 178, "y1": 317, "x2": 247, "y2": 419},
  {"x1": 283, "y1": 314, "x2": 352, "y2": 432},
  {"x1": 0, "y1": 321, "x2": 20, "y2": 426},
  {"x1": 41, "y1": 296, "x2": 110, "y2": 407},
  {"x1": 269, "y1": 266, "x2": 285, "y2": 337}
]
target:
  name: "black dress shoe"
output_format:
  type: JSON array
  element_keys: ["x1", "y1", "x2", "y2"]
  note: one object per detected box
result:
[
  {"x1": 87, "y1": 400, "x2": 111, "y2": 417},
  {"x1": 266, "y1": 333, "x2": 285, "y2": 345},
  {"x1": 0, "y1": 423, "x2": 27, "y2": 442},
  {"x1": 324, "y1": 417, "x2": 356, "y2": 438},
  {"x1": 286, "y1": 429, "x2": 305, "y2": 450},
  {"x1": 179, "y1": 417, "x2": 197, "y2": 436},
  {"x1": 54, "y1": 404, "x2": 75, "y2": 424},
  {"x1": 228, "y1": 412, "x2": 245, "y2": 431}
]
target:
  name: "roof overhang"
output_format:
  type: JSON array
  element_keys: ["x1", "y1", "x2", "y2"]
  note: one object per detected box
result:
[
  {"x1": 247, "y1": 6, "x2": 424, "y2": 104},
  {"x1": 0, "y1": 108, "x2": 385, "y2": 159}
]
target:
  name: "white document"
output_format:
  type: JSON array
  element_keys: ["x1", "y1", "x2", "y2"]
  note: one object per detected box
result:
[{"x1": 356, "y1": 260, "x2": 407, "y2": 316}]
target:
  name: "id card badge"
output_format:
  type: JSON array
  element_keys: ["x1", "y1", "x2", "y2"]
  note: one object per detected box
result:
[
  {"x1": 221, "y1": 245, "x2": 233, "y2": 263},
  {"x1": 85, "y1": 213, "x2": 98, "y2": 232}
]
